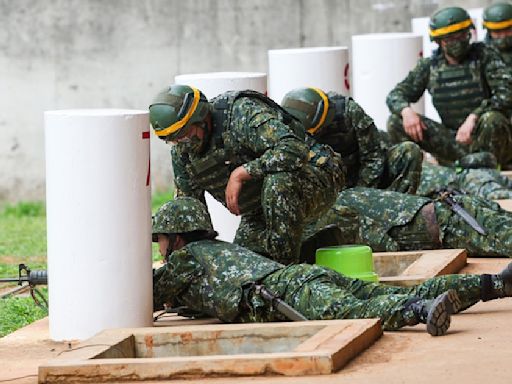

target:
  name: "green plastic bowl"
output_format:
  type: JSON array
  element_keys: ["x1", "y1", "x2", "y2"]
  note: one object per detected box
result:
[{"x1": 315, "y1": 245, "x2": 379, "y2": 282}]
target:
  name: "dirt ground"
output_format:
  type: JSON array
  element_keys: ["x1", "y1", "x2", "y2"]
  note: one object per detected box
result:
[{"x1": 1, "y1": 257, "x2": 511, "y2": 384}]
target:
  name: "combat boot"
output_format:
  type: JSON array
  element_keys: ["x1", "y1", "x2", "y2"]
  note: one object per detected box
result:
[
  {"x1": 299, "y1": 225, "x2": 344, "y2": 264},
  {"x1": 480, "y1": 261, "x2": 512, "y2": 301},
  {"x1": 406, "y1": 289, "x2": 461, "y2": 336}
]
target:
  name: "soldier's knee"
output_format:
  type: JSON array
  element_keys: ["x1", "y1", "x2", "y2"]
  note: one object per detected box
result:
[{"x1": 478, "y1": 111, "x2": 510, "y2": 129}]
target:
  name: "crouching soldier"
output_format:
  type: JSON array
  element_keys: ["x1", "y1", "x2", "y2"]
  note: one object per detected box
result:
[{"x1": 152, "y1": 197, "x2": 512, "y2": 336}]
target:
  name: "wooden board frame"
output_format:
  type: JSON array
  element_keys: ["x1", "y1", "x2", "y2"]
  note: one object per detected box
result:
[{"x1": 39, "y1": 320, "x2": 382, "y2": 382}]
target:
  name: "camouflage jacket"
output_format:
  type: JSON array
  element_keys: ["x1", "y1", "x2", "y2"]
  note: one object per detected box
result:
[
  {"x1": 153, "y1": 239, "x2": 282, "y2": 322},
  {"x1": 313, "y1": 95, "x2": 387, "y2": 188},
  {"x1": 317, "y1": 187, "x2": 431, "y2": 251},
  {"x1": 387, "y1": 43, "x2": 512, "y2": 129},
  {"x1": 172, "y1": 92, "x2": 343, "y2": 212}
]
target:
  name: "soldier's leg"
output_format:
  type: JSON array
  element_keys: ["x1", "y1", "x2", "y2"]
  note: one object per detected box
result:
[
  {"x1": 471, "y1": 111, "x2": 512, "y2": 166},
  {"x1": 435, "y1": 196, "x2": 512, "y2": 257},
  {"x1": 234, "y1": 212, "x2": 269, "y2": 256},
  {"x1": 263, "y1": 264, "x2": 454, "y2": 333},
  {"x1": 457, "y1": 168, "x2": 512, "y2": 200},
  {"x1": 383, "y1": 141, "x2": 423, "y2": 194},
  {"x1": 387, "y1": 113, "x2": 468, "y2": 163}
]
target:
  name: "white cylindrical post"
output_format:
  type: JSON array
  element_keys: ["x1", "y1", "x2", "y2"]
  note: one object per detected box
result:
[
  {"x1": 268, "y1": 47, "x2": 350, "y2": 104},
  {"x1": 352, "y1": 33, "x2": 424, "y2": 130},
  {"x1": 45, "y1": 109, "x2": 153, "y2": 341},
  {"x1": 411, "y1": 17, "x2": 441, "y2": 122},
  {"x1": 175, "y1": 72, "x2": 267, "y2": 242}
]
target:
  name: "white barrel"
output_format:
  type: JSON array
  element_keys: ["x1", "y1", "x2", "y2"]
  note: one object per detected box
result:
[
  {"x1": 175, "y1": 72, "x2": 268, "y2": 242},
  {"x1": 45, "y1": 109, "x2": 153, "y2": 341},
  {"x1": 411, "y1": 17, "x2": 442, "y2": 122},
  {"x1": 352, "y1": 33, "x2": 424, "y2": 130},
  {"x1": 268, "y1": 46, "x2": 350, "y2": 104},
  {"x1": 175, "y1": 72, "x2": 267, "y2": 99}
]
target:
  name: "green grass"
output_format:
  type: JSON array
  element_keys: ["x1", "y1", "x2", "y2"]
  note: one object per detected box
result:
[{"x1": 0, "y1": 191, "x2": 173, "y2": 337}]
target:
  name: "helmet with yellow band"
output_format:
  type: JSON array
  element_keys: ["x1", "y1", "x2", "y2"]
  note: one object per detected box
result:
[
  {"x1": 429, "y1": 7, "x2": 474, "y2": 41},
  {"x1": 483, "y1": 3, "x2": 512, "y2": 31},
  {"x1": 281, "y1": 87, "x2": 330, "y2": 135},
  {"x1": 149, "y1": 85, "x2": 210, "y2": 141}
]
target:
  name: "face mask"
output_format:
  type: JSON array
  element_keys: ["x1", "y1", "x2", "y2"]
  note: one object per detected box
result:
[
  {"x1": 492, "y1": 35, "x2": 512, "y2": 50},
  {"x1": 443, "y1": 38, "x2": 471, "y2": 60}
]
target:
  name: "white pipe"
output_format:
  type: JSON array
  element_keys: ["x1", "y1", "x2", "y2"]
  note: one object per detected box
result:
[
  {"x1": 352, "y1": 33, "x2": 424, "y2": 130},
  {"x1": 45, "y1": 109, "x2": 153, "y2": 341},
  {"x1": 175, "y1": 72, "x2": 267, "y2": 242},
  {"x1": 268, "y1": 46, "x2": 350, "y2": 104}
]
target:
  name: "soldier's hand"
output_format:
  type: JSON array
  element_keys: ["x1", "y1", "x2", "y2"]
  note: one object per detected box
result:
[
  {"x1": 456, "y1": 114, "x2": 477, "y2": 145},
  {"x1": 226, "y1": 166, "x2": 252, "y2": 215},
  {"x1": 401, "y1": 107, "x2": 426, "y2": 142}
]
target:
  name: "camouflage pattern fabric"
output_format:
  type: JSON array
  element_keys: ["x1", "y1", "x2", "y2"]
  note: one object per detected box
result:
[
  {"x1": 153, "y1": 239, "x2": 482, "y2": 331},
  {"x1": 386, "y1": 43, "x2": 512, "y2": 165},
  {"x1": 313, "y1": 95, "x2": 422, "y2": 193},
  {"x1": 418, "y1": 162, "x2": 512, "y2": 199},
  {"x1": 307, "y1": 187, "x2": 512, "y2": 257},
  {"x1": 172, "y1": 93, "x2": 345, "y2": 264}
]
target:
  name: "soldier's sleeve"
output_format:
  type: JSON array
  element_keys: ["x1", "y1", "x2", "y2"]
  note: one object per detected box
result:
[
  {"x1": 474, "y1": 46, "x2": 512, "y2": 116},
  {"x1": 153, "y1": 248, "x2": 203, "y2": 311},
  {"x1": 346, "y1": 98, "x2": 386, "y2": 188},
  {"x1": 386, "y1": 58, "x2": 431, "y2": 115},
  {"x1": 233, "y1": 98, "x2": 309, "y2": 179},
  {"x1": 171, "y1": 145, "x2": 206, "y2": 204}
]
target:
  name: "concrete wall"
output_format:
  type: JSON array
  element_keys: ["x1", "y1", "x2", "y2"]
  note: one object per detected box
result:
[{"x1": 0, "y1": 0, "x2": 492, "y2": 202}]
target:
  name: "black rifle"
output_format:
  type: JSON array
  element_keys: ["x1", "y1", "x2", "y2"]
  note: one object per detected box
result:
[{"x1": 0, "y1": 264, "x2": 48, "y2": 310}]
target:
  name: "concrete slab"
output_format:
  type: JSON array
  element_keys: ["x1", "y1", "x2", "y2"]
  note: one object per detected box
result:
[{"x1": 1, "y1": 257, "x2": 511, "y2": 384}]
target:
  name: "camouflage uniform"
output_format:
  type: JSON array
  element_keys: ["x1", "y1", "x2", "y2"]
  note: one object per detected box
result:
[
  {"x1": 386, "y1": 43, "x2": 512, "y2": 165},
  {"x1": 152, "y1": 239, "x2": 484, "y2": 331},
  {"x1": 314, "y1": 95, "x2": 421, "y2": 193},
  {"x1": 309, "y1": 187, "x2": 512, "y2": 257},
  {"x1": 418, "y1": 162, "x2": 512, "y2": 199},
  {"x1": 172, "y1": 91, "x2": 345, "y2": 264}
]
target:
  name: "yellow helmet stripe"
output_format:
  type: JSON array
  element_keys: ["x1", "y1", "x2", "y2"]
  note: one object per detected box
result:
[
  {"x1": 155, "y1": 87, "x2": 201, "y2": 137},
  {"x1": 429, "y1": 19, "x2": 473, "y2": 38},
  {"x1": 308, "y1": 87, "x2": 329, "y2": 134},
  {"x1": 483, "y1": 19, "x2": 512, "y2": 30}
]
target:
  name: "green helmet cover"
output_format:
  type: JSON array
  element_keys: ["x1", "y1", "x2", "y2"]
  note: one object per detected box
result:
[
  {"x1": 429, "y1": 7, "x2": 474, "y2": 40},
  {"x1": 149, "y1": 84, "x2": 210, "y2": 141},
  {"x1": 152, "y1": 197, "x2": 213, "y2": 241},
  {"x1": 281, "y1": 87, "x2": 332, "y2": 134},
  {"x1": 483, "y1": 3, "x2": 512, "y2": 30}
]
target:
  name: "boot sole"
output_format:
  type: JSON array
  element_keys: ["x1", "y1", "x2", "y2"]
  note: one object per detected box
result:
[{"x1": 426, "y1": 289, "x2": 460, "y2": 336}]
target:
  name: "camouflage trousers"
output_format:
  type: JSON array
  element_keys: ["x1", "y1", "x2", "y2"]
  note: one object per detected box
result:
[
  {"x1": 234, "y1": 163, "x2": 344, "y2": 265},
  {"x1": 387, "y1": 111, "x2": 512, "y2": 166},
  {"x1": 239, "y1": 264, "x2": 482, "y2": 331},
  {"x1": 381, "y1": 142, "x2": 422, "y2": 194}
]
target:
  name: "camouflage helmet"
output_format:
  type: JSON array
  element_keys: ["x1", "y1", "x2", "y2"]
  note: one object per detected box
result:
[
  {"x1": 152, "y1": 197, "x2": 213, "y2": 241},
  {"x1": 281, "y1": 87, "x2": 331, "y2": 134},
  {"x1": 149, "y1": 85, "x2": 210, "y2": 142},
  {"x1": 429, "y1": 7, "x2": 474, "y2": 41},
  {"x1": 483, "y1": 3, "x2": 512, "y2": 30}
]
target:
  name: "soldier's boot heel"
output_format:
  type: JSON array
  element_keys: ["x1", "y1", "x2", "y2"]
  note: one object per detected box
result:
[
  {"x1": 426, "y1": 289, "x2": 459, "y2": 336},
  {"x1": 499, "y1": 262, "x2": 512, "y2": 296}
]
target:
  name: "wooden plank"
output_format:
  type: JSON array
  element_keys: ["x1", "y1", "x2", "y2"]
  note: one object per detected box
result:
[
  {"x1": 496, "y1": 199, "x2": 512, "y2": 212},
  {"x1": 500, "y1": 170, "x2": 512, "y2": 179}
]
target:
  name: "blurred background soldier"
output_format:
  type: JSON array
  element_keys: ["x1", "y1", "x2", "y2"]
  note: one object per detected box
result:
[
  {"x1": 387, "y1": 6, "x2": 512, "y2": 167},
  {"x1": 483, "y1": 2, "x2": 512, "y2": 65},
  {"x1": 281, "y1": 87, "x2": 422, "y2": 194},
  {"x1": 149, "y1": 85, "x2": 345, "y2": 264}
]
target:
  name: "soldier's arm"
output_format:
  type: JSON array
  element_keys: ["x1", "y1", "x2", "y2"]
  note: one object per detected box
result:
[
  {"x1": 153, "y1": 248, "x2": 203, "y2": 311},
  {"x1": 346, "y1": 98, "x2": 387, "y2": 188},
  {"x1": 386, "y1": 58, "x2": 431, "y2": 114},
  {"x1": 474, "y1": 46, "x2": 512, "y2": 116},
  {"x1": 234, "y1": 98, "x2": 309, "y2": 178},
  {"x1": 171, "y1": 146, "x2": 206, "y2": 204}
]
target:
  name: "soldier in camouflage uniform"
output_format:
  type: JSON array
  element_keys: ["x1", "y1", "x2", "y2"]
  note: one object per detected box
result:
[
  {"x1": 149, "y1": 85, "x2": 345, "y2": 265},
  {"x1": 152, "y1": 198, "x2": 512, "y2": 336},
  {"x1": 483, "y1": 3, "x2": 512, "y2": 66},
  {"x1": 418, "y1": 162, "x2": 512, "y2": 200},
  {"x1": 386, "y1": 6, "x2": 512, "y2": 166},
  {"x1": 281, "y1": 87, "x2": 422, "y2": 194},
  {"x1": 309, "y1": 187, "x2": 512, "y2": 257}
]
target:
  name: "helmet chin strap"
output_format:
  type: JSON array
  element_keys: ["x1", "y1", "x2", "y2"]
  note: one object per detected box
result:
[{"x1": 165, "y1": 233, "x2": 177, "y2": 263}]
